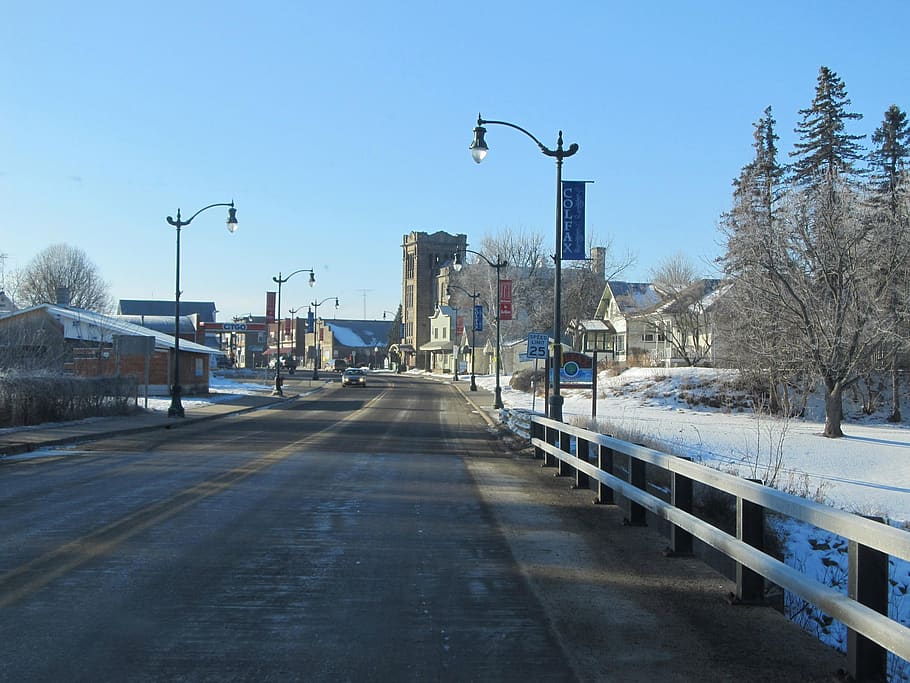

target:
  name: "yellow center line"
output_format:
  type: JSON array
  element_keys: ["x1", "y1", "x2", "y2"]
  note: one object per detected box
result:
[{"x1": 0, "y1": 398, "x2": 378, "y2": 607}]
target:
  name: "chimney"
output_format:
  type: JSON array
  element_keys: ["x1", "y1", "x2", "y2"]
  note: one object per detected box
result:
[{"x1": 55, "y1": 286, "x2": 71, "y2": 306}]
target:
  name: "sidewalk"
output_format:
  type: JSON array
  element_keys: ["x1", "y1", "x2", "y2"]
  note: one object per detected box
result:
[{"x1": 0, "y1": 392, "x2": 289, "y2": 458}]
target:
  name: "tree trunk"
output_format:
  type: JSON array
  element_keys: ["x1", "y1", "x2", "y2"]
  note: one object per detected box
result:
[
  {"x1": 823, "y1": 378, "x2": 845, "y2": 438},
  {"x1": 888, "y1": 351, "x2": 902, "y2": 423}
]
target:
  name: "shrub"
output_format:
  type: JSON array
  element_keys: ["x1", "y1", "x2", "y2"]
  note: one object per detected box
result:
[{"x1": 0, "y1": 372, "x2": 138, "y2": 427}]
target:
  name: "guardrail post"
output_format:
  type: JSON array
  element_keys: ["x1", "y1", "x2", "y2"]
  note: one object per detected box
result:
[
  {"x1": 531, "y1": 419, "x2": 544, "y2": 459},
  {"x1": 543, "y1": 424, "x2": 558, "y2": 468},
  {"x1": 572, "y1": 436, "x2": 590, "y2": 490},
  {"x1": 557, "y1": 430, "x2": 572, "y2": 477},
  {"x1": 667, "y1": 459, "x2": 693, "y2": 556},
  {"x1": 624, "y1": 455, "x2": 647, "y2": 526},
  {"x1": 734, "y1": 488, "x2": 764, "y2": 604},
  {"x1": 594, "y1": 444, "x2": 615, "y2": 505},
  {"x1": 847, "y1": 522, "x2": 888, "y2": 681}
]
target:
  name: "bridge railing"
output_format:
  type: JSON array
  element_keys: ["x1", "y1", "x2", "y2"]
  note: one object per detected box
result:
[{"x1": 529, "y1": 414, "x2": 910, "y2": 681}]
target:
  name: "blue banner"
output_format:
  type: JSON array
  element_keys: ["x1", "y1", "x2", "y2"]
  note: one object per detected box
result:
[
  {"x1": 473, "y1": 305, "x2": 483, "y2": 332},
  {"x1": 307, "y1": 310, "x2": 315, "y2": 333},
  {"x1": 561, "y1": 180, "x2": 586, "y2": 260}
]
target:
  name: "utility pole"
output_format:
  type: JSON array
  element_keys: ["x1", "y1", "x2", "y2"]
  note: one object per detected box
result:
[{"x1": 356, "y1": 289, "x2": 374, "y2": 319}]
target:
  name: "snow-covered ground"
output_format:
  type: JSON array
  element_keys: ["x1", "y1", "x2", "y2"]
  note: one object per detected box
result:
[
  {"x1": 485, "y1": 366, "x2": 910, "y2": 526},
  {"x1": 468, "y1": 366, "x2": 909, "y2": 678}
]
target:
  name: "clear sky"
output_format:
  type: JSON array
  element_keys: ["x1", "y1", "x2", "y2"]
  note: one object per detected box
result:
[{"x1": 3, "y1": 1, "x2": 908, "y2": 321}]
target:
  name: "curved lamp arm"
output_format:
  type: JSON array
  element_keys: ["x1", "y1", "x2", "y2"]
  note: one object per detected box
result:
[
  {"x1": 167, "y1": 201, "x2": 238, "y2": 232},
  {"x1": 453, "y1": 247, "x2": 507, "y2": 270},
  {"x1": 273, "y1": 268, "x2": 316, "y2": 287},
  {"x1": 472, "y1": 113, "x2": 579, "y2": 163}
]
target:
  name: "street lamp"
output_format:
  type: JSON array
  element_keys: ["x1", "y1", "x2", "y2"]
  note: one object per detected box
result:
[
  {"x1": 166, "y1": 201, "x2": 238, "y2": 418},
  {"x1": 448, "y1": 284, "x2": 481, "y2": 391},
  {"x1": 272, "y1": 269, "x2": 315, "y2": 396},
  {"x1": 453, "y1": 248, "x2": 507, "y2": 409},
  {"x1": 311, "y1": 296, "x2": 339, "y2": 379},
  {"x1": 471, "y1": 113, "x2": 579, "y2": 422}
]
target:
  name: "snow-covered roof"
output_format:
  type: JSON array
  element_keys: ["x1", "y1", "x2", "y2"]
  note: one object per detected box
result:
[
  {"x1": 608, "y1": 282, "x2": 662, "y2": 314},
  {"x1": 8, "y1": 304, "x2": 221, "y2": 355},
  {"x1": 324, "y1": 319, "x2": 394, "y2": 349}
]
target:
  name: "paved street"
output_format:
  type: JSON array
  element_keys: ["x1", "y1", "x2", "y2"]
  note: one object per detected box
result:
[{"x1": 0, "y1": 374, "x2": 846, "y2": 681}]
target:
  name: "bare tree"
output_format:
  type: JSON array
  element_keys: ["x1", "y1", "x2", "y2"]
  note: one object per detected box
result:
[
  {"x1": 11, "y1": 244, "x2": 113, "y2": 312},
  {"x1": 641, "y1": 253, "x2": 719, "y2": 366}
]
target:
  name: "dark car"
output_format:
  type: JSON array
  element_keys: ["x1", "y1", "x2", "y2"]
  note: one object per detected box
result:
[
  {"x1": 332, "y1": 359, "x2": 347, "y2": 372},
  {"x1": 341, "y1": 368, "x2": 367, "y2": 387}
]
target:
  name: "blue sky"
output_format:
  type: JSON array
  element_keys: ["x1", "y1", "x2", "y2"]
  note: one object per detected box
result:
[{"x1": 3, "y1": 1, "x2": 909, "y2": 321}]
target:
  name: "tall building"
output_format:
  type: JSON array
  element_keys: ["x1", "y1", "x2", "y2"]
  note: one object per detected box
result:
[{"x1": 400, "y1": 230, "x2": 466, "y2": 370}]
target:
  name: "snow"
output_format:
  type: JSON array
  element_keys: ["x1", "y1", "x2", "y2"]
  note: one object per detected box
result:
[
  {"x1": 466, "y1": 365, "x2": 909, "y2": 678},
  {"x1": 483, "y1": 366, "x2": 910, "y2": 525}
]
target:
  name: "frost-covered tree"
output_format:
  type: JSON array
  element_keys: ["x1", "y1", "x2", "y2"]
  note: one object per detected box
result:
[
  {"x1": 720, "y1": 107, "x2": 808, "y2": 412},
  {"x1": 722, "y1": 70, "x2": 898, "y2": 437}
]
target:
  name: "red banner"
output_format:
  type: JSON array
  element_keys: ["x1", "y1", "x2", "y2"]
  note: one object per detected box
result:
[
  {"x1": 265, "y1": 291, "x2": 276, "y2": 324},
  {"x1": 456, "y1": 315, "x2": 464, "y2": 336},
  {"x1": 499, "y1": 279, "x2": 513, "y2": 321}
]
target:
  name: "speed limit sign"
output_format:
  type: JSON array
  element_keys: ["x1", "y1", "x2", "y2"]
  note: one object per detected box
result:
[{"x1": 526, "y1": 333, "x2": 549, "y2": 359}]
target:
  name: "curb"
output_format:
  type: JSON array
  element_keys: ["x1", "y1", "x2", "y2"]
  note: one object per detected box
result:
[{"x1": 0, "y1": 393, "x2": 299, "y2": 459}]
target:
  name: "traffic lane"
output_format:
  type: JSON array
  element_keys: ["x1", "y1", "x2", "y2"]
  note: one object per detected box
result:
[{"x1": 0, "y1": 376, "x2": 577, "y2": 681}]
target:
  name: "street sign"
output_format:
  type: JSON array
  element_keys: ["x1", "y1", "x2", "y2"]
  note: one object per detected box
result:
[{"x1": 527, "y1": 333, "x2": 548, "y2": 359}]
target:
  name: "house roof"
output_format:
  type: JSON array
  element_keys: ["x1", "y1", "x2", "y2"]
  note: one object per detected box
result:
[
  {"x1": 608, "y1": 282, "x2": 662, "y2": 315},
  {"x1": 5, "y1": 304, "x2": 221, "y2": 355},
  {"x1": 323, "y1": 319, "x2": 394, "y2": 349},
  {"x1": 118, "y1": 299, "x2": 217, "y2": 322}
]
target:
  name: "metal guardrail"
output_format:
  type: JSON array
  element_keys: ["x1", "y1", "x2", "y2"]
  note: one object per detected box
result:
[{"x1": 529, "y1": 414, "x2": 910, "y2": 681}]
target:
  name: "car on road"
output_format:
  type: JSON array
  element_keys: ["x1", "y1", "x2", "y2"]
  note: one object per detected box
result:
[
  {"x1": 332, "y1": 359, "x2": 347, "y2": 372},
  {"x1": 341, "y1": 368, "x2": 367, "y2": 387}
]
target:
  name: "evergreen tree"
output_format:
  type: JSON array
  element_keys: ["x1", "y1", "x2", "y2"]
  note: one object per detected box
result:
[
  {"x1": 868, "y1": 105, "x2": 910, "y2": 421},
  {"x1": 721, "y1": 107, "x2": 807, "y2": 414},
  {"x1": 734, "y1": 106, "x2": 785, "y2": 220},
  {"x1": 869, "y1": 104, "x2": 910, "y2": 209},
  {"x1": 790, "y1": 66, "x2": 865, "y2": 185}
]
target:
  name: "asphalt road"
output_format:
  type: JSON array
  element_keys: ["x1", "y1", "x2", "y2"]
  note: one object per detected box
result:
[{"x1": 0, "y1": 373, "x2": 846, "y2": 682}]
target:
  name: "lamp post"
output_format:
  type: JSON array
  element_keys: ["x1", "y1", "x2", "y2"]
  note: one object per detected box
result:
[
  {"x1": 449, "y1": 302, "x2": 459, "y2": 381},
  {"x1": 311, "y1": 296, "x2": 339, "y2": 379},
  {"x1": 289, "y1": 305, "x2": 307, "y2": 372},
  {"x1": 166, "y1": 201, "x2": 238, "y2": 418},
  {"x1": 271, "y1": 269, "x2": 315, "y2": 396},
  {"x1": 471, "y1": 113, "x2": 578, "y2": 422},
  {"x1": 453, "y1": 248, "x2": 507, "y2": 409},
  {"x1": 448, "y1": 284, "x2": 480, "y2": 391}
]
